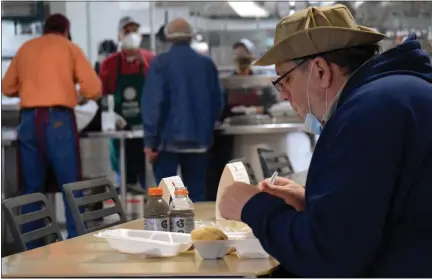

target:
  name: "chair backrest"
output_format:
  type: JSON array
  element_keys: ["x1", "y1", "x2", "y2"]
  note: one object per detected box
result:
[
  {"x1": 63, "y1": 177, "x2": 127, "y2": 236},
  {"x1": 229, "y1": 158, "x2": 258, "y2": 185},
  {"x1": 257, "y1": 148, "x2": 295, "y2": 178},
  {"x1": 1, "y1": 193, "x2": 63, "y2": 252}
]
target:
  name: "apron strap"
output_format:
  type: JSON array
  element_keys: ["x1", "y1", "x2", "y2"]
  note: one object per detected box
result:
[
  {"x1": 116, "y1": 52, "x2": 146, "y2": 77},
  {"x1": 116, "y1": 54, "x2": 123, "y2": 79},
  {"x1": 138, "y1": 53, "x2": 145, "y2": 76}
]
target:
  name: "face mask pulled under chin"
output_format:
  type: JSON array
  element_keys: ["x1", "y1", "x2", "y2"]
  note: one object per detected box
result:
[
  {"x1": 304, "y1": 63, "x2": 325, "y2": 136},
  {"x1": 121, "y1": 33, "x2": 142, "y2": 49},
  {"x1": 304, "y1": 113, "x2": 323, "y2": 135}
]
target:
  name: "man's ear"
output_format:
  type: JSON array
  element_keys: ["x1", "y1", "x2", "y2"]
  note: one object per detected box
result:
[{"x1": 314, "y1": 57, "x2": 332, "y2": 89}]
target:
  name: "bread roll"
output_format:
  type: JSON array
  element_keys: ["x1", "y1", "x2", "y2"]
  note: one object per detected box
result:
[
  {"x1": 191, "y1": 227, "x2": 237, "y2": 255},
  {"x1": 191, "y1": 227, "x2": 228, "y2": 241}
]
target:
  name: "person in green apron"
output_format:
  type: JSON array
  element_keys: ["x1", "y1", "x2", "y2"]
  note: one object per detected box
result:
[{"x1": 99, "y1": 16, "x2": 154, "y2": 190}]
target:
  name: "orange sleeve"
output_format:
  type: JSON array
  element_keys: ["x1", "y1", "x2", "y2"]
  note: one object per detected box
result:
[
  {"x1": 72, "y1": 44, "x2": 102, "y2": 100},
  {"x1": 1, "y1": 55, "x2": 20, "y2": 97}
]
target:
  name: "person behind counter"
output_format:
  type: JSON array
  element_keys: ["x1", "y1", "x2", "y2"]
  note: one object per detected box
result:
[
  {"x1": 205, "y1": 39, "x2": 277, "y2": 200},
  {"x1": 141, "y1": 18, "x2": 223, "y2": 202},
  {"x1": 94, "y1": 40, "x2": 118, "y2": 75},
  {"x1": 99, "y1": 16, "x2": 154, "y2": 191},
  {"x1": 219, "y1": 4, "x2": 432, "y2": 277},
  {"x1": 226, "y1": 38, "x2": 277, "y2": 117},
  {"x1": 1, "y1": 13, "x2": 101, "y2": 247}
]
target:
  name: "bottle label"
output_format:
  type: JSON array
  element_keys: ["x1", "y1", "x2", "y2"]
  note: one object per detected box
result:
[
  {"x1": 170, "y1": 217, "x2": 195, "y2": 233},
  {"x1": 144, "y1": 218, "x2": 170, "y2": 231}
]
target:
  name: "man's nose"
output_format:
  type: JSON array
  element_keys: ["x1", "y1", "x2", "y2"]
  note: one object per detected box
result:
[{"x1": 280, "y1": 89, "x2": 291, "y2": 102}]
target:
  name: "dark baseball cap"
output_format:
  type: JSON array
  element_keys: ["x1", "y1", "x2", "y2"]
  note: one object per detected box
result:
[
  {"x1": 118, "y1": 16, "x2": 140, "y2": 31},
  {"x1": 44, "y1": 13, "x2": 72, "y2": 40}
]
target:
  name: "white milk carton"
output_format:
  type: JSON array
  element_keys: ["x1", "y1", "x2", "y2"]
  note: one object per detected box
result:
[
  {"x1": 215, "y1": 162, "x2": 250, "y2": 220},
  {"x1": 158, "y1": 176, "x2": 186, "y2": 204}
]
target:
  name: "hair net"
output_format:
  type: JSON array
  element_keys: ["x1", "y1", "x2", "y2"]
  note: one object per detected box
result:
[
  {"x1": 98, "y1": 40, "x2": 118, "y2": 55},
  {"x1": 232, "y1": 38, "x2": 255, "y2": 55}
]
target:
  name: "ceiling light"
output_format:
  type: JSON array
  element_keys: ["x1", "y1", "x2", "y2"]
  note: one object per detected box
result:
[
  {"x1": 227, "y1": 1, "x2": 270, "y2": 18},
  {"x1": 309, "y1": 1, "x2": 334, "y2": 6},
  {"x1": 320, "y1": 1, "x2": 335, "y2": 6},
  {"x1": 119, "y1": 1, "x2": 149, "y2": 11},
  {"x1": 353, "y1": 1, "x2": 364, "y2": 9}
]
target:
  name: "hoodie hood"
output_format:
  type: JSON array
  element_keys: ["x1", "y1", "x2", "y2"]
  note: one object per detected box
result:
[{"x1": 340, "y1": 34, "x2": 432, "y2": 103}]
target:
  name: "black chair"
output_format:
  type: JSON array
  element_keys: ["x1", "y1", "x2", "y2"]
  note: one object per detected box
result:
[
  {"x1": 1, "y1": 193, "x2": 63, "y2": 253},
  {"x1": 83, "y1": 175, "x2": 146, "y2": 223},
  {"x1": 257, "y1": 148, "x2": 295, "y2": 178},
  {"x1": 229, "y1": 158, "x2": 258, "y2": 185},
  {"x1": 63, "y1": 177, "x2": 127, "y2": 236}
]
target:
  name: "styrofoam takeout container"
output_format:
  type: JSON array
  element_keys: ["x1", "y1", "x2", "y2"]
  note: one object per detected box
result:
[
  {"x1": 227, "y1": 231, "x2": 269, "y2": 259},
  {"x1": 94, "y1": 229, "x2": 192, "y2": 257},
  {"x1": 232, "y1": 238, "x2": 269, "y2": 258},
  {"x1": 225, "y1": 231, "x2": 255, "y2": 240}
]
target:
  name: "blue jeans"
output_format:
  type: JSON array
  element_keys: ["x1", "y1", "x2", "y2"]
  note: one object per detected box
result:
[
  {"x1": 18, "y1": 108, "x2": 81, "y2": 249},
  {"x1": 153, "y1": 152, "x2": 208, "y2": 202}
]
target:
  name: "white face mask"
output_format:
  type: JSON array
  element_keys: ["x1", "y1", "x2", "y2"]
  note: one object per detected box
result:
[
  {"x1": 304, "y1": 63, "x2": 327, "y2": 135},
  {"x1": 121, "y1": 33, "x2": 142, "y2": 50},
  {"x1": 304, "y1": 63, "x2": 347, "y2": 135}
]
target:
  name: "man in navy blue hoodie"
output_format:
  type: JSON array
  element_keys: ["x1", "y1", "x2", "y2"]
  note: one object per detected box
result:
[
  {"x1": 219, "y1": 4, "x2": 432, "y2": 277},
  {"x1": 141, "y1": 18, "x2": 223, "y2": 202}
]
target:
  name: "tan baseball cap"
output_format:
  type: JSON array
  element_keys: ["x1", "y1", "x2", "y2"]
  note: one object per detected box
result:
[{"x1": 254, "y1": 4, "x2": 385, "y2": 66}]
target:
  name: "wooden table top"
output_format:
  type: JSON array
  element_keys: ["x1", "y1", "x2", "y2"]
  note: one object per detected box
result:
[{"x1": 2, "y1": 202, "x2": 279, "y2": 278}]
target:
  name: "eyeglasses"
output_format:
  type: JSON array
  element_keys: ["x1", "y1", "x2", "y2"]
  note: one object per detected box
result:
[{"x1": 272, "y1": 59, "x2": 308, "y2": 92}]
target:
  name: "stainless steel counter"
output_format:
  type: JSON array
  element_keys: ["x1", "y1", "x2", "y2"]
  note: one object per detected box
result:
[
  {"x1": 81, "y1": 123, "x2": 305, "y2": 138},
  {"x1": 220, "y1": 123, "x2": 304, "y2": 135},
  {"x1": 1, "y1": 123, "x2": 305, "y2": 206},
  {"x1": 3, "y1": 123, "x2": 305, "y2": 142}
]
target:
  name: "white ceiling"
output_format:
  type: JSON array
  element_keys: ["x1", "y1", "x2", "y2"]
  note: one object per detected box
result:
[
  {"x1": 2, "y1": 1, "x2": 432, "y2": 30},
  {"x1": 119, "y1": 2, "x2": 150, "y2": 11}
]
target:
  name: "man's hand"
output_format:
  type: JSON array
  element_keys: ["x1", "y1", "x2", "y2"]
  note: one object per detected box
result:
[
  {"x1": 219, "y1": 182, "x2": 261, "y2": 221},
  {"x1": 144, "y1": 147, "x2": 158, "y2": 163},
  {"x1": 259, "y1": 177, "x2": 306, "y2": 211},
  {"x1": 257, "y1": 176, "x2": 295, "y2": 190}
]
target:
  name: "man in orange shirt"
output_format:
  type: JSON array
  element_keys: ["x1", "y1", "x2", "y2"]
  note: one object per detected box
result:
[
  {"x1": 99, "y1": 16, "x2": 154, "y2": 191},
  {"x1": 2, "y1": 14, "x2": 101, "y2": 248}
]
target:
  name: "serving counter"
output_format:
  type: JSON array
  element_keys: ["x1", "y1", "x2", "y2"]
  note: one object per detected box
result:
[
  {"x1": 2, "y1": 123, "x2": 306, "y2": 207},
  {"x1": 1, "y1": 202, "x2": 280, "y2": 278}
]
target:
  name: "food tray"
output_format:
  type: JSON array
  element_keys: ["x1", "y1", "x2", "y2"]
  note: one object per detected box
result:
[{"x1": 94, "y1": 229, "x2": 192, "y2": 257}]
